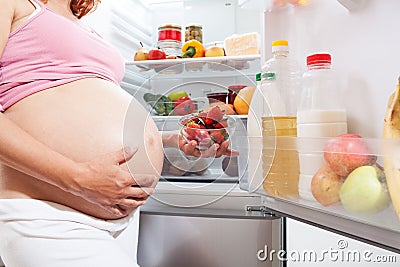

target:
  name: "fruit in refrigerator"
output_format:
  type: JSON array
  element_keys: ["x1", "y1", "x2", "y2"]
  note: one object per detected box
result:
[
  {"x1": 205, "y1": 46, "x2": 225, "y2": 57},
  {"x1": 167, "y1": 90, "x2": 188, "y2": 101},
  {"x1": 173, "y1": 96, "x2": 195, "y2": 115},
  {"x1": 311, "y1": 165, "x2": 344, "y2": 206},
  {"x1": 148, "y1": 48, "x2": 167, "y2": 60},
  {"x1": 339, "y1": 165, "x2": 390, "y2": 214},
  {"x1": 205, "y1": 103, "x2": 236, "y2": 115},
  {"x1": 383, "y1": 77, "x2": 400, "y2": 219},
  {"x1": 206, "y1": 106, "x2": 224, "y2": 121},
  {"x1": 324, "y1": 134, "x2": 377, "y2": 177},
  {"x1": 180, "y1": 111, "x2": 234, "y2": 149},
  {"x1": 134, "y1": 42, "x2": 148, "y2": 61},
  {"x1": 233, "y1": 86, "x2": 255, "y2": 115}
]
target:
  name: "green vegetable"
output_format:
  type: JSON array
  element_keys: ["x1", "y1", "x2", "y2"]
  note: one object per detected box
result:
[
  {"x1": 165, "y1": 101, "x2": 174, "y2": 115},
  {"x1": 153, "y1": 101, "x2": 166, "y2": 115},
  {"x1": 143, "y1": 93, "x2": 170, "y2": 115}
]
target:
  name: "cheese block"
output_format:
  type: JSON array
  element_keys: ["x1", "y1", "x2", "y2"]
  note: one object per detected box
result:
[{"x1": 224, "y1": 32, "x2": 260, "y2": 56}]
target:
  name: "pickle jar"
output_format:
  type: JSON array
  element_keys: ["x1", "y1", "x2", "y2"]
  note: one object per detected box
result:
[{"x1": 185, "y1": 24, "x2": 203, "y2": 43}]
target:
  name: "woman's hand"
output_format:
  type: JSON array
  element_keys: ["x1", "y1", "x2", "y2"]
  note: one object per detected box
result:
[
  {"x1": 70, "y1": 147, "x2": 157, "y2": 217},
  {"x1": 162, "y1": 131, "x2": 239, "y2": 158}
]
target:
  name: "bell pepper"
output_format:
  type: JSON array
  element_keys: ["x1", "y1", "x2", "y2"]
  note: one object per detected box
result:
[
  {"x1": 181, "y1": 40, "x2": 205, "y2": 58},
  {"x1": 174, "y1": 97, "x2": 195, "y2": 115}
]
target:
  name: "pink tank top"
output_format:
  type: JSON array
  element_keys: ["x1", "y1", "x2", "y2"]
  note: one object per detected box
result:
[{"x1": 0, "y1": 0, "x2": 125, "y2": 112}]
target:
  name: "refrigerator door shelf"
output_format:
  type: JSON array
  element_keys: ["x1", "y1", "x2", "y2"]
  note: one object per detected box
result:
[{"x1": 245, "y1": 135, "x2": 400, "y2": 253}]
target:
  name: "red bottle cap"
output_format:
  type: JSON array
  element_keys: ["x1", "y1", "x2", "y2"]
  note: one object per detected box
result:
[
  {"x1": 307, "y1": 53, "x2": 331, "y2": 66},
  {"x1": 228, "y1": 85, "x2": 247, "y2": 90}
]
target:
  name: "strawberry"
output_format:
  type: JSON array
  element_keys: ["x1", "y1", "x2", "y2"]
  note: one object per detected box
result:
[
  {"x1": 214, "y1": 119, "x2": 228, "y2": 129},
  {"x1": 210, "y1": 130, "x2": 226, "y2": 144},
  {"x1": 185, "y1": 122, "x2": 201, "y2": 138},
  {"x1": 204, "y1": 118, "x2": 215, "y2": 126},
  {"x1": 181, "y1": 118, "x2": 191, "y2": 125},
  {"x1": 207, "y1": 106, "x2": 224, "y2": 121},
  {"x1": 198, "y1": 111, "x2": 207, "y2": 122}
]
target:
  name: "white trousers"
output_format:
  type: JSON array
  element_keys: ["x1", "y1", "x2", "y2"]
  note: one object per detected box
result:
[{"x1": 0, "y1": 199, "x2": 140, "y2": 267}]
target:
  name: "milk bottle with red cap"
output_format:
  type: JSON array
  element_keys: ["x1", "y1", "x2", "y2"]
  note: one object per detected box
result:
[{"x1": 297, "y1": 53, "x2": 348, "y2": 201}]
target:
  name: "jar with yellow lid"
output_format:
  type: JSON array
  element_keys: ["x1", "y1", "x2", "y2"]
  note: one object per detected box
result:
[{"x1": 185, "y1": 24, "x2": 203, "y2": 43}]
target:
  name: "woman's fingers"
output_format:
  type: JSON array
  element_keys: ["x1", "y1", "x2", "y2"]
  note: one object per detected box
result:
[
  {"x1": 113, "y1": 146, "x2": 138, "y2": 165},
  {"x1": 215, "y1": 141, "x2": 240, "y2": 157},
  {"x1": 130, "y1": 174, "x2": 159, "y2": 188}
]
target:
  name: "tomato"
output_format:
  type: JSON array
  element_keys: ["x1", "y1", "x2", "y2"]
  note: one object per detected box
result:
[
  {"x1": 148, "y1": 49, "x2": 166, "y2": 60},
  {"x1": 173, "y1": 97, "x2": 195, "y2": 115}
]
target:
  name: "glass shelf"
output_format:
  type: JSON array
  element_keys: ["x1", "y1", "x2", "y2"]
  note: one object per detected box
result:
[{"x1": 125, "y1": 55, "x2": 261, "y2": 79}]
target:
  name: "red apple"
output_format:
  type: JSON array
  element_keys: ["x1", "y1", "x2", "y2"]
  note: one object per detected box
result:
[
  {"x1": 148, "y1": 48, "x2": 166, "y2": 60},
  {"x1": 324, "y1": 134, "x2": 377, "y2": 177}
]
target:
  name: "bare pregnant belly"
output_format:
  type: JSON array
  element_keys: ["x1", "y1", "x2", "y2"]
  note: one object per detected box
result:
[{"x1": 0, "y1": 78, "x2": 163, "y2": 219}]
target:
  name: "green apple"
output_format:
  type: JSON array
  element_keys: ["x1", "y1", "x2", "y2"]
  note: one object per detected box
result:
[{"x1": 339, "y1": 165, "x2": 390, "y2": 214}]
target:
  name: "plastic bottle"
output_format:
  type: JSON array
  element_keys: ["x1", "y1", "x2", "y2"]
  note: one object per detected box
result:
[
  {"x1": 261, "y1": 72, "x2": 299, "y2": 197},
  {"x1": 261, "y1": 40, "x2": 302, "y2": 116},
  {"x1": 247, "y1": 73, "x2": 263, "y2": 192},
  {"x1": 297, "y1": 53, "x2": 348, "y2": 201}
]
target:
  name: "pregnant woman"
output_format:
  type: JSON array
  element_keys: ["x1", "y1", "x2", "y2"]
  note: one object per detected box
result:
[{"x1": 0, "y1": 0, "x2": 234, "y2": 266}]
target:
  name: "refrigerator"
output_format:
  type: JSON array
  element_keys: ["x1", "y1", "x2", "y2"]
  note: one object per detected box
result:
[{"x1": 79, "y1": 0, "x2": 400, "y2": 266}]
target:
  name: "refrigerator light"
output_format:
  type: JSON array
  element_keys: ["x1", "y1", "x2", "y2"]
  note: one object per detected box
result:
[{"x1": 337, "y1": 0, "x2": 365, "y2": 11}]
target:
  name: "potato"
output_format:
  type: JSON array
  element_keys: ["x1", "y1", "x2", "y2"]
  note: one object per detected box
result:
[{"x1": 311, "y1": 165, "x2": 344, "y2": 206}]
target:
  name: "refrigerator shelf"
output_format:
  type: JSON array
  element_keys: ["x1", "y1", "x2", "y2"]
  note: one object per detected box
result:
[
  {"x1": 125, "y1": 55, "x2": 261, "y2": 75},
  {"x1": 241, "y1": 135, "x2": 400, "y2": 251}
]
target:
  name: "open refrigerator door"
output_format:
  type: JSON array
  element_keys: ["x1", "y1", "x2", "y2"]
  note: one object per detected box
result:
[{"x1": 82, "y1": 0, "x2": 400, "y2": 266}]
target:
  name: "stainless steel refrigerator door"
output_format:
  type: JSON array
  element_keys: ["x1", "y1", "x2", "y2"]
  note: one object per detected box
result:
[{"x1": 137, "y1": 209, "x2": 282, "y2": 267}]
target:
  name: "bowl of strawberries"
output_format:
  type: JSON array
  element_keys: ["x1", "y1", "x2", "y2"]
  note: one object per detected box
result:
[{"x1": 179, "y1": 106, "x2": 236, "y2": 150}]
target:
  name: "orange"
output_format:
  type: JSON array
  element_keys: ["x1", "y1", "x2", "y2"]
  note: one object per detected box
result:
[{"x1": 233, "y1": 86, "x2": 255, "y2": 115}]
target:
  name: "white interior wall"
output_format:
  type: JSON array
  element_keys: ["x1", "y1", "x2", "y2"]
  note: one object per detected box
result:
[{"x1": 264, "y1": 0, "x2": 400, "y2": 138}]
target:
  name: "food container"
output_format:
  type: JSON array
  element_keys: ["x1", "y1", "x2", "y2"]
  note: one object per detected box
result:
[
  {"x1": 179, "y1": 113, "x2": 236, "y2": 150},
  {"x1": 185, "y1": 23, "x2": 203, "y2": 43},
  {"x1": 206, "y1": 92, "x2": 228, "y2": 105},
  {"x1": 227, "y1": 85, "x2": 247, "y2": 105},
  {"x1": 162, "y1": 147, "x2": 212, "y2": 176},
  {"x1": 158, "y1": 23, "x2": 182, "y2": 42},
  {"x1": 157, "y1": 40, "x2": 182, "y2": 57},
  {"x1": 157, "y1": 24, "x2": 182, "y2": 59}
]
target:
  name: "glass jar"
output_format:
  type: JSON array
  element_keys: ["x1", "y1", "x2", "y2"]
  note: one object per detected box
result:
[
  {"x1": 157, "y1": 23, "x2": 182, "y2": 57},
  {"x1": 185, "y1": 24, "x2": 203, "y2": 43},
  {"x1": 158, "y1": 23, "x2": 182, "y2": 42},
  {"x1": 157, "y1": 40, "x2": 182, "y2": 57}
]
